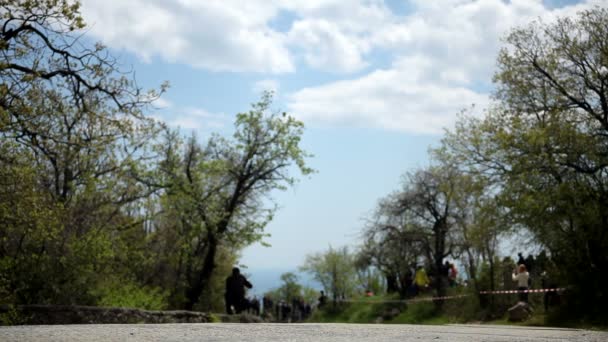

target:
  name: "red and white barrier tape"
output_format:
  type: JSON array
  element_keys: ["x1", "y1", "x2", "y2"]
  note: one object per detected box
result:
[
  {"x1": 340, "y1": 287, "x2": 566, "y2": 304},
  {"x1": 341, "y1": 294, "x2": 470, "y2": 304},
  {"x1": 479, "y1": 288, "x2": 565, "y2": 294},
  {"x1": 404, "y1": 294, "x2": 470, "y2": 303}
]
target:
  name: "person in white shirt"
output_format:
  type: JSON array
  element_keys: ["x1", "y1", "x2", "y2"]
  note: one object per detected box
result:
[{"x1": 512, "y1": 264, "x2": 530, "y2": 302}]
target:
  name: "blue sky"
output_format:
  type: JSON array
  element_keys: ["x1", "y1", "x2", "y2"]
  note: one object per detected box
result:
[{"x1": 79, "y1": 0, "x2": 599, "y2": 285}]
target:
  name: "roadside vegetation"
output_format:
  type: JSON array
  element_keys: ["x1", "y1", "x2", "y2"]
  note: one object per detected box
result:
[{"x1": 309, "y1": 292, "x2": 606, "y2": 330}]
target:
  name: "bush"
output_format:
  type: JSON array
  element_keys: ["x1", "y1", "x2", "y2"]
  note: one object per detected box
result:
[{"x1": 93, "y1": 278, "x2": 168, "y2": 311}]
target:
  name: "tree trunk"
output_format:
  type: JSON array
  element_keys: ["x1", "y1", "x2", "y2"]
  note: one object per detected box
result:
[
  {"x1": 488, "y1": 255, "x2": 495, "y2": 308},
  {"x1": 184, "y1": 233, "x2": 218, "y2": 311},
  {"x1": 386, "y1": 273, "x2": 399, "y2": 293},
  {"x1": 433, "y1": 221, "x2": 447, "y2": 310},
  {"x1": 398, "y1": 272, "x2": 410, "y2": 299},
  {"x1": 465, "y1": 249, "x2": 484, "y2": 306},
  {"x1": 434, "y1": 255, "x2": 447, "y2": 309}
]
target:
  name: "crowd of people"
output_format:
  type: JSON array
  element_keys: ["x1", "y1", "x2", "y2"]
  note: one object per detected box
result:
[
  {"x1": 398, "y1": 261, "x2": 459, "y2": 298},
  {"x1": 224, "y1": 252, "x2": 560, "y2": 320},
  {"x1": 261, "y1": 296, "x2": 314, "y2": 322},
  {"x1": 223, "y1": 267, "x2": 319, "y2": 321}
]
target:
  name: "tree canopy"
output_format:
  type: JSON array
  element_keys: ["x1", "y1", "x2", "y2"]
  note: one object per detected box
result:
[
  {"x1": 354, "y1": 7, "x2": 608, "y2": 322},
  {"x1": 0, "y1": 0, "x2": 313, "y2": 315}
]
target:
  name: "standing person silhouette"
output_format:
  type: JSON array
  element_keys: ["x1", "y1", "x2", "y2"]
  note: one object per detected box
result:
[
  {"x1": 512, "y1": 264, "x2": 530, "y2": 303},
  {"x1": 517, "y1": 252, "x2": 525, "y2": 267},
  {"x1": 318, "y1": 290, "x2": 327, "y2": 308},
  {"x1": 225, "y1": 267, "x2": 252, "y2": 314}
]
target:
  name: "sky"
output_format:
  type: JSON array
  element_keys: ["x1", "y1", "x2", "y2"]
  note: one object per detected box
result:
[{"x1": 79, "y1": 0, "x2": 603, "y2": 289}]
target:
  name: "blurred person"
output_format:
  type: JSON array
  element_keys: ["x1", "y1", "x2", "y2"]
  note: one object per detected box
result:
[
  {"x1": 318, "y1": 290, "x2": 327, "y2": 308},
  {"x1": 448, "y1": 263, "x2": 458, "y2": 287},
  {"x1": 225, "y1": 267, "x2": 253, "y2": 314},
  {"x1": 512, "y1": 264, "x2": 530, "y2": 303},
  {"x1": 414, "y1": 267, "x2": 430, "y2": 295}
]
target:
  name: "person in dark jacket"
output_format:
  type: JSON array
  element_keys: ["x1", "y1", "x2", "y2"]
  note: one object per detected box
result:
[
  {"x1": 225, "y1": 267, "x2": 253, "y2": 314},
  {"x1": 517, "y1": 252, "x2": 525, "y2": 267},
  {"x1": 318, "y1": 290, "x2": 327, "y2": 308}
]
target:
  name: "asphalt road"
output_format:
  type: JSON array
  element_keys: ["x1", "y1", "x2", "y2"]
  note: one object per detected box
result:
[{"x1": 1, "y1": 323, "x2": 606, "y2": 342}]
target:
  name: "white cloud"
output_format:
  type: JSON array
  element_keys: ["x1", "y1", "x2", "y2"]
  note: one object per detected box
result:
[
  {"x1": 154, "y1": 106, "x2": 229, "y2": 131},
  {"x1": 81, "y1": 0, "x2": 605, "y2": 134},
  {"x1": 287, "y1": 19, "x2": 369, "y2": 73},
  {"x1": 372, "y1": 0, "x2": 547, "y2": 88},
  {"x1": 152, "y1": 97, "x2": 172, "y2": 109},
  {"x1": 283, "y1": 0, "x2": 391, "y2": 72},
  {"x1": 81, "y1": 0, "x2": 393, "y2": 74},
  {"x1": 288, "y1": 60, "x2": 489, "y2": 134},
  {"x1": 253, "y1": 79, "x2": 280, "y2": 95},
  {"x1": 279, "y1": 0, "x2": 391, "y2": 32},
  {"x1": 81, "y1": 0, "x2": 294, "y2": 73},
  {"x1": 287, "y1": 0, "x2": 603, "y2": 134}
]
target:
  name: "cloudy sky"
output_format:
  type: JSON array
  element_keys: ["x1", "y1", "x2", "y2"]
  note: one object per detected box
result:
[{"x1": 80, "y1": 0, "x2": 604, "y2": 279}]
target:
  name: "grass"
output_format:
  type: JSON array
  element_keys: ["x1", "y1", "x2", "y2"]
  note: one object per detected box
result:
[
  {"x1": 390, "y1": 302, "x2": 448, "y2": 325},
  {"x1": 208, "y1": 313, "x2": 221, "y2": 323},
  {"x1": 307, "y1": 293, "x2": 464, "y2": 325},
  {"x1": 486, "y1": 311, "x2": 608, "y2": 331},
  {"x1": 307, "y1": 290, "x2": 608, "y2": 330},
  {"x1": 307, "y1": 296, "x2": 393, "y2": 323}
]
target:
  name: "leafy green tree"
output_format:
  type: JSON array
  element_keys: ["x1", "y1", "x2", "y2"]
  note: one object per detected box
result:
[
  {"x1": 442, "y1": 7, "x2": 608, "y2": 321},
  {"x1": 353, "y1": 252, "x2": 385, "y2": 296},
  {"x1": 432, "y1": 145, "x2": 512, "y2": 297},
  {"x1": 300, "y1": 246, "x2": 356, "y2": 303},
  {"x1": 358, "y1": 195, "x2": 423, "y2": 297},
  {"x1": 0, "y1": 0, "x2": 166, "y2": 306},
  {"x1": 148, "y1": 93, "x2": 313, "y2": 310},
  {"x1": 0, "y1": 146, "x2": 63, "y2": 304},
  {"x1": 395, "y1": 166, "x2": 462, "y2": 304},
  {"x1": 265, "y1": 272, "x2": 318, "y2": 306},
  {"x1": 0, "y1": 0, "x2": 165, "y2": 118},
  {"x1": 277, "y1": 272, "x2": 303, "y2": 304}
]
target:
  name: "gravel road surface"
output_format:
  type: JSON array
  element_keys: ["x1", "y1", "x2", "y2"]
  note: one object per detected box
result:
[{"x1": 1, "y1": 323, "x2": 606, "y2": 341}]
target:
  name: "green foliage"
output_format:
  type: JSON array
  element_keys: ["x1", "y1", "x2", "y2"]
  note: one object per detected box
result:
[
  {"x1": 4, "y1": 2, "x2": 606, "y2": 329},
  {"x1": 0, "y1": 305, "x2": 29, "y2": 326},
  {"x1": 308, "y1": 293, "x2": 452, "y2": 324},
  {"x1": 300, "y1": 286, "x2": 321, "y2": 305},
  {"x1": 0, "y1": 158, "x2": 64, "y2": 304},
  {"x1": 277, "y1": 272, "x2": 303, "y2": 303},
  {"x1": 390, "y1": 302, "x2": 439, "y2": 324},
  {"x1": 147, "y1": 92, "x2": 313, "y2": 310},
  {"x1": 208, "y1": 313, "x2": 221, "y2": 323},
  {"x1": 352, "y1": 7, "x2": 608, "y2": 327},
  {"x1": 0, "y1": 0, "x2": 165, "y2": 311},
  {"x1": 309, "y1": 295, "x2": 394, "y2": 324},
  {"x1": 264, "y1": 272, "x2": 319, "y2": 305},
  {"x1": 194, "y1": 247, "x2": 239, "y2": 313},
  {"x1": 93, "y1": 278, "x2": 168, "y2": 311},
  {"x1": 355, "y1": 266, "x2": 385, "y2": 296},
  {"x1": 309, "y1": 288, "x2": 482, "y2": 325},
  {"x1": 1, "y1": 5, "x2": 313, "y2": 316},
  {"x1": 439, "y1": 8, "x2": 608, "y2": 323},
  {"x1": 300, "y1": 246, "x2": 357, "y2": 301},
  {"x1": 0, "y1": 1, "x2": 316, "y2": 317}
]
